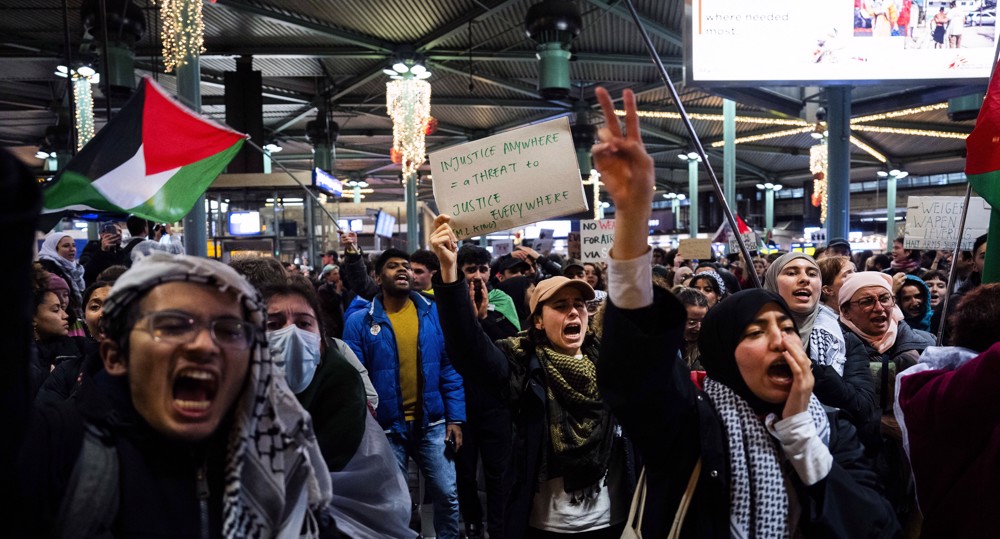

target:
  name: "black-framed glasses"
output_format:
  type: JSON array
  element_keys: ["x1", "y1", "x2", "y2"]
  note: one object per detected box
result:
[
  {"x1": 847, "y1": 293, "x2": 895, "y2": 312},
  {"x1": 136, "y1": 310, "x2": 254, "y2": 350}
]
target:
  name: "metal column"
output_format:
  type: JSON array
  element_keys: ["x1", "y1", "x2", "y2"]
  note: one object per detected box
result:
[
  {"x1": 765, "y1": 189, "x2": 775, "y2": 233},
  {"x1": 406, "y1": 173, "x2": 418, "y2": 252},
  {"x1": 825, "y1": 87, "x2": 851, "y2": 241},
  {"x1": 723, "y1": 99, "x2": 736, "y2": 209},
  {"x1": 886, "y1": 175, "x2": 896, "y2": 237},
  {"x1": 305, "y1": 194, "x2": 315, "y2": 269},
  {"x1": 177, "y1": 0, "x2": 206, "y2": 257},
  {"x1": 688, "y1": 158, "x2": 699, "y2": 237}
]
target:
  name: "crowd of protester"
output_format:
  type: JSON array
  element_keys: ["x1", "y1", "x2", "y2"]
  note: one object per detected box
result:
[{"x1": 4, "y1": 88, "x2": 998, "y2": 538}]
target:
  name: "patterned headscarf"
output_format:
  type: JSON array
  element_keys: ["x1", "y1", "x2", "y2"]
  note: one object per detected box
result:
[
  {"x1": 837, "y1": 271, "x2": 905, "y2": 354},
  {"x1": 38, "y1": 232, "x2": 85, "y2": 302},
  {"x1": 102, "y1": 252, "x2": 332, "y2": 537},
  {"x1": 698, "y1": 288, "x2": 830, "y2": 538}
]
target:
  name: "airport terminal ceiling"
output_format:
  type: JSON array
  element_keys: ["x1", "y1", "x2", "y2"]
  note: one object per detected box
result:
[{"x1": 0, "y1": 0, "x2": 989, "y2": 206}]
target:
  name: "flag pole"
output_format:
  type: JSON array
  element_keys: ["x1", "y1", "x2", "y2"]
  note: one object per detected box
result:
[
  {"x1": 936, "y1": 37, "x2": 1000, "y2": 345},
  {"x1": 619, "y1": 0, "x2": 761, "y2": 288},
  {"x1": 244, "y1": 139, "x2": 342, "y2": 233}
]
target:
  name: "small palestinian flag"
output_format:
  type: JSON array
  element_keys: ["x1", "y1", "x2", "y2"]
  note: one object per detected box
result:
[
  {"x1": 42, "y1": 77, "x2": 246, "y2": 223},
  {"x1": 964, "y1": 62, "x2": 1000, "y2": 283}
]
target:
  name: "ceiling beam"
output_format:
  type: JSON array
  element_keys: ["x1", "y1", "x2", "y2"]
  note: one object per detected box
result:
[
  {"x1": 416, "y1": 0, "x2": 523, "y2": 52},
  {"x1": 430, "y1": 61, "x2": 573, "y2": 107},
  {"x1": 212, "y1": 0, "x2": 393, "y2": 53},
  {"x1": 583, "y1": 0, "x2": 683, "y2": 48}
]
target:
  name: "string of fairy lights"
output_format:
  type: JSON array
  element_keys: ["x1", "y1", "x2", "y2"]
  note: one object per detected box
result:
[
  {"x1": 614, "y1": 103, "x2": 969, "y2": 163},
  {"x1": 159, "y1": 0, "x2": 205, "y2": 73}
]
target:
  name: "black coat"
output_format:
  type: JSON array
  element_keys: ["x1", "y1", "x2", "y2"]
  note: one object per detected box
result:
[
  {"x1": 434, "y1": 275, "x2": 635, "y2": 539},
  {"x1": 597, "y1": 287, "x2": 900, "y2": 538}
]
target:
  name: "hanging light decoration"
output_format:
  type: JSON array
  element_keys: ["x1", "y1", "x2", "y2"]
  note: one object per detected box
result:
[
  {"x1": 386, "y1": 75, "x2": 431, "y2": 177},
  {"x1": 57, "y1": 65, "x2": 99, "y2": 151},
  {"x1": 160, "y1": 0, "x2": 205, "y2": 73},
  {"x1": 809, "y1": 143, "x2": 829, "y2": 224}
]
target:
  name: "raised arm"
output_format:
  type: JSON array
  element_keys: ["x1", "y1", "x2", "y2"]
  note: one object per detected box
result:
[
  {"x1": 591, "y1": 87, "x2": 693, "y2": 457},
  {"x1": 430, "y1": 215, "x2": 511, "y2": 384}
]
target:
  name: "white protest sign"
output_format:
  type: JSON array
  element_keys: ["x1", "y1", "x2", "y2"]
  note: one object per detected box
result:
[
  {"x1": 729, "y1": 231, "x2": 757, "y2": 254},
  {"x1": 534, "y1": 228, "x2": 556, "y2": 255},
  {"x1": 580, "y1": 219, "x2": 615, "y2": 262},
  {"x1": 904, "y1": 196, "x2": 992, "y2": 251},
  {"x1": 429, "y1": 117, "x2": 587, "y2": 239},
  {"x1": 491, "y1": 239, "x2": 514, "y2": 257}
]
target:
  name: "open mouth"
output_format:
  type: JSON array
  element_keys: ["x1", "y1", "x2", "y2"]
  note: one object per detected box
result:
[
  {"x1": 564, "y1": 323, "x2": 582, "y2": 337},
  {"x1": 394, "y1": 273, "x2": 410, "y2": 284},
  {"x1": 791, "y1": 289, "x2": 812, "y2": 300},
  {"x1": 767, "y1": 360, "x2": 793, "y2": 384},
  {"x1": 173, "y1": 368, "x2": 218, "y2": 412}
]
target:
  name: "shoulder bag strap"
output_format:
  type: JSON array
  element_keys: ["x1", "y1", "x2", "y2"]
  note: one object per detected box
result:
[
  {"x1": 620, "y1": 467, "x2": 648, "y2": 539},
  {"x1": 667, "y1": 458, "x2": 702, "y2": 539}
]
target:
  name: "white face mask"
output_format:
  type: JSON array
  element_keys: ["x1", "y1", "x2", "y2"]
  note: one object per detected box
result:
[{"x1": 267, "y1": 325, "x2": 322, "y2": 394}]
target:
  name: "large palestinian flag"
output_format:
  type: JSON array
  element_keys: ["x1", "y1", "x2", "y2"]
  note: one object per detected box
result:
[
  {"x1": 964, "y1": 62, "x2": 1000, "y2": 283},
  {"x1": 42, "y1": 77, "x2": 246, "y2": 223}
]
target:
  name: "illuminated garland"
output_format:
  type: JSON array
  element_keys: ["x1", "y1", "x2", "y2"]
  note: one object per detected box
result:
[
  {"x1": 848, "y1": 136, "x2": 888, "y2": 163},
  {"x1": 709, "y1": 126, "x2": 813, "y2": 147},
  {"x1": 73, "y1": 72, "x2": 95, "y2": 150},
  {"x1": 810, "y1": 144, "x2": 828, "y2": 224},
  {"x1": 386, "y1": 79, "x2": 431, "y2": 177},
  {"x1": 851, "y1": 124, "x2": 969, "y2": 139},
  {"x1": 160, "y1": 0, "x2": 205, "y2": 73}
]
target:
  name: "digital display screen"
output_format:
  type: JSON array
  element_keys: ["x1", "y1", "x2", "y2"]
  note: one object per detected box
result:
[
  {"x1": 228, "y1": 211, "x2": 261, "y2": 236},
  {"x1": 313, "y1": 168, "x2": 343, "y2": 197},
  {"x1": 687, "y1": 0, "x2": 995, "y2": 85},
  {"x1": 375, "y1": 211, "x2": 396, "y2": 238}
]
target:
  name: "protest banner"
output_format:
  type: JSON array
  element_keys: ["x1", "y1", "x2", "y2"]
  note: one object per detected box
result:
[
  {"x1": 429, "y1": 117, "x2": 587, "y2": 239},
  {"x1": 567, "y1": 231, "x2": 581, "y2": 260},
  {"x1": 580, "y1": 219, "x2": 615, "y2": 262},
  {"x1": 677, "y1": 238, "x2": 713, "y2": 260},
  {"x1": 904, "y1": 196, "x2": 992, "y2": 251}
]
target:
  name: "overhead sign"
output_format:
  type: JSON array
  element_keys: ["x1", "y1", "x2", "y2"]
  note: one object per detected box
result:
[
  {"x1": 429, "y1": 117, "x2": 587, "y2": 239},
  {"x1": 904, "y1": 195, "x2": 992, "y2": 250},
  {"x1": 313, "y1": 168, "x2": 342, "y2": 197},
  {"x1": 580, "y1": 219, "x2": 615, "y2": 262},
  {"x1": 688, "y1": 0, "x2": 995, "y2": 85}
]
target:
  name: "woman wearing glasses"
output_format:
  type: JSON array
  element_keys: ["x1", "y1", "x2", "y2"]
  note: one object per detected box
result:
[{"x1": 838, "y1": 271, "x2": 935, "y2": 531}]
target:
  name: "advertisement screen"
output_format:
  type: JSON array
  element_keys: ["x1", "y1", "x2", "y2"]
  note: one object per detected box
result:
[{"x1": 687, "y1": 0, "x2": 996, "y2": 85}]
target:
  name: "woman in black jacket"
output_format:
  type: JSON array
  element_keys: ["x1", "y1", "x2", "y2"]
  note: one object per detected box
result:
[
  {"x1": 430, "y1": 217, "x2": 634, "y2": 539},
  {"x1": 590, "y1": 86, "x2": 898, "y2": 538}
]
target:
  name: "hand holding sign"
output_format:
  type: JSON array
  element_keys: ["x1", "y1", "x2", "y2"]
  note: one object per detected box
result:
[{"x1": 430, "y1": 214, "x2": 460, "y2": 283}]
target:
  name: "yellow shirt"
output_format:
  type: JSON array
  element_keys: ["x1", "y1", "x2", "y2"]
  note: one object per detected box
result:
[{"x1": 386, "y1": 299, "x2": 420, "y2": 421}]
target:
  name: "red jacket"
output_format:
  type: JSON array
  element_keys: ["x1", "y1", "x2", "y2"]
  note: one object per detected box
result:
[{"x1": 896, "y1": 342, "x2": 1000, "y2": 538}]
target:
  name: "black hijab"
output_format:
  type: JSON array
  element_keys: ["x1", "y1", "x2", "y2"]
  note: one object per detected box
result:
[{"x1": 698, "y1": 288, "x2": 798, "y2": 414}]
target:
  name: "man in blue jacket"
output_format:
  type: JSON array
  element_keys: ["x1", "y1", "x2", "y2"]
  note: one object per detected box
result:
[{"x1": 342, "y1": 248, "x2": 465, "y2": 539}]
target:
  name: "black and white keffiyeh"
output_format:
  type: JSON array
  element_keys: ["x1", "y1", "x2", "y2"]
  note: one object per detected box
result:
[
  {"x1": 703, "y1": 378, "x2": 830, "y2": 539},
  {"x1": 103, "y1": 252, "x2": 332, "y2": 538}
]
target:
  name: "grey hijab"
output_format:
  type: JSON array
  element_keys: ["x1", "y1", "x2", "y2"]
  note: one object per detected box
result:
[{"x1": 762, "y1": 252, "x2": 821, "y2": 347}]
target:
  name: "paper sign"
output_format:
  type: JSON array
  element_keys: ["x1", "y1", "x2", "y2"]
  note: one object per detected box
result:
[
  {"x1": 729, "y1": 231, "x2": 757, "y2": 254},
  {"x1": 678, "y1": 238, "x2": 713, "y2": 260},
  {"x1": 430, "y1": 117, "x2": 587, "y2": 239},
  {"x1": 580, "y1": 219, "x2": 615, "y2": 262},
  {"x1": 904, "y1": 196, "x2": 992, "y2": 251},
  {"x1": 567, "y1": 231, "x2": 581, "y2": 260},
  {"x1": 491, "y1": 239, "x2": 513, "y2": 257}
]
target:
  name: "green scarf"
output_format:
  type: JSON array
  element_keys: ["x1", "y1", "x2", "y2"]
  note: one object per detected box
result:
[
  {"x1": 488, "y1": 288, "x2": 521, "y2": 330},
  {"x1": 536, "y1": 339, "x2": 612, "y2": 494}
]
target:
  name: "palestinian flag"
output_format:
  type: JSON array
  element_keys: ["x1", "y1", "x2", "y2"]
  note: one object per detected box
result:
[
  {"x1": 42, "y1": 77, "x2": 246, "y2": 223},
  {"x1": 964, "y1": 62, "x2": 1000, "y2": 283}
]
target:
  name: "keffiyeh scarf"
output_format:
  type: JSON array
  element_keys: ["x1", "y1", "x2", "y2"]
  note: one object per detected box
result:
[
  {"x1": 703, "y1": 378, "x2": 830, "y2": 539},
  {"x1": 103, "y1": 252, "x2": 332, "y2": 538}
]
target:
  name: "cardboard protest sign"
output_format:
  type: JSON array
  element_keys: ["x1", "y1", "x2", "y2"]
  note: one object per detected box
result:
[
  {"x1": 429, "y1": 117, "x2": 587, "y2": 239},
  {"x1": 677, "y1": 238, "x2": 713, "y2": 260},
  {"x1": 567, "y1": 231, "x2": 581, "y2": 260},
  {"x1": 904, "y1": 196, "x2": 992, "y2": 251},
  {"x1": 580, "y1": 219, "x2": 615, "y2": 262},
  {"x1": 491, "y1": 239, "x2": 514, "y2": 257}
]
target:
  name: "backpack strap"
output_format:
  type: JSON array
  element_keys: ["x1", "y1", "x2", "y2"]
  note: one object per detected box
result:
[{"x1": 51, "y1": 423, "x2": 119, "y2": 539}]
